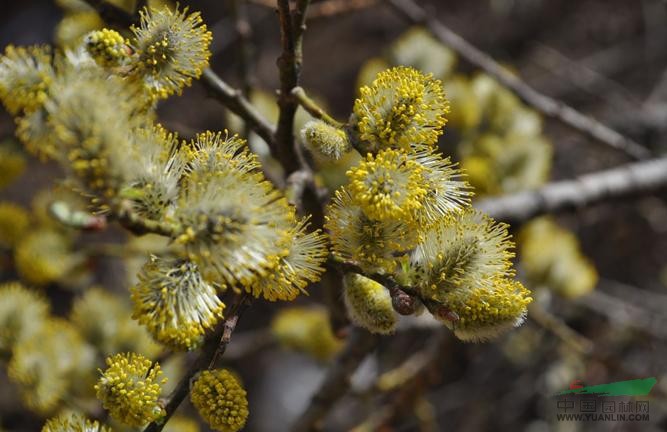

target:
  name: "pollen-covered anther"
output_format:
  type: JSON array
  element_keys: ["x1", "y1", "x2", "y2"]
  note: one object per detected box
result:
[{"x1": 84, "y1": 29, "x2": 132, "y2": 68}]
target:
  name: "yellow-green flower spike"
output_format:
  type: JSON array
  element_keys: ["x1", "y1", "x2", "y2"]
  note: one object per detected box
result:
[
  {"x1": 271, "y1": 307, "x2": 342, "y2": 361},
  {"x1": 95, "y1": 352, "x2": 166, "y2": 427},
  {"x1": 389, "y1": 27, "x2": 458, "y2": 79},
  {"x1": 42, "y1": 412, "x2": 111, "y2": 432},
  {"x1": 184, "y1": 130, "x2": 262, "y2": 178},
  {"x1": 14, "y1": 227, "x2": 82, "y2": 286},
  {"x1": 347, "y1": 148, "x2": 427, "y2": 222},
  {"x1": 9, "y1": 318, "x2": 95, "y2": 414},
  {"x1": 408, "y1": 209, "x2": 515, "y2": 302},
  {"x1": 0, "y1": 202, "x2": 30, "y2": 248},
  {"x1": 249, "y1": 217, "x2": 328, "y2": 301},
  {"x1": 0, "y1": 281, "x2": 50, "y2": 356},
  {"x1": 0, "y1": 45, "x2": 54, "y2": 115},
  {"x1": 459, "y1": 133, "x2": 552, "y2": 196},
  {"x1": 353, "y1": 66, "x2": 449, "y2": 153},
  {"x1": 326, "y1": 188, "x2": 418, "y2": 274},
  {"x1": 439, "y1": 277, "x2": 532, "y2": 342},
  {"x1": 519, "y1": 217, "x2": 598, "y2": 299},
  {"x1": 85, "y1": 28, "x2": 132, "y2": 68},
  {"x1": 410, "y1": 149, "x2": 472, "y2": 223},
  {"x1": 301, "y1": 120, "x2": 351, "y2": 160},
  {"x1": 343, "y1": 273, "x2": 398, "y2": 334},
  {"x1": 132, "y1": 5, "x2": 212, "y2": 99},
  {"x1": 131, "y1": 255, "x2": 226, "y2": 351},
  {"x1": 45, "y1": 66, "x2": 146, "y2": 203},
  {"x1": 175, "y1": 159, "x2": 294, "y2": 288},
  {"x1": 190, "y1": 369, "x2": 249, "y2": 432},
  {"x1": 124, "y1": 125, "x2": 184, "y2": 220}
]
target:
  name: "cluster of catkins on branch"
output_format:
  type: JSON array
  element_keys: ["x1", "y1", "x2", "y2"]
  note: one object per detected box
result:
[
  {"x1": 0, "y1": 4, "x2": 531, "y2": 431},
  {"x1": 303, "y1": 66, "x2": 532, "y2": 340}
]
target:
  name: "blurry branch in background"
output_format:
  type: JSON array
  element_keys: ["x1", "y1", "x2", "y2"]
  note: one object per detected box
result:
[
  {"x1": 577, "y1": 284, "x2": 667, "y2": 340},
  {"x1": 528, "y1": 302, "x2": 594, "y2": 354},
  {"x1": 386, "y1": 0, "x2": 652, "y2": 160},
  {"x1": 528, "y1": 44, "x2": 642, "y2": 112},
  {"x1": 200, "y1": 69, "x2": 276, "y2": 146},
  {"x1": 350, "y1": 332, "x2": 447, "y2": 431},
  {"x1": 291, "y1": 327, "x2": 379, "y2": 432},
  {"x1": 249, "y1": 0, "x2": 379, "y2": 19},
  {"x1": 476, "y1": 156, "x2": 667, "y2": 224}
]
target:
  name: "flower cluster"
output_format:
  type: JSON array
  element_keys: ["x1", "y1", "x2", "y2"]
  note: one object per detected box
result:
[
  {"x1": 519, "y1": 217, "x2": 598, "y2": 299},
  {"x1": 190, "y1": 369, "x2": 249, "y2": 432},
  {"x1": 0, "y1": 5, "x2": 329, "y2": 359},
  {"x1": 352, "y1": 66, "x2": 449, "y2": 153},
  {"x1": 173, "y1": 131, "x2": 328, "y2": 302},
  {"x1": 9, "y1": 318, "x2": 95, "y2": 413},
  {"x1": 322, "y1": 66, "x2": 531, "y2": 341},
  {"x1": 131, "y1": 255, "x2": 225, "y2": 351},
  {"x1": 271, "y1": 306, "x2": 342, "y2": 361},
  {"x1": 343, "y1": 273, "x2": 398, "y2": 334},
  {"x1": 42, "y1": 412, "x2": 111, "y2": 432},
  {"x1": 95, "y1": 352, "x2": 166, "y2": 427}
]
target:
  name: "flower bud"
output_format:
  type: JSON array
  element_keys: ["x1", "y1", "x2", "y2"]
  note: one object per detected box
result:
[{"x1": 343, "y1": 273, "x2": 397, "y2": 334}]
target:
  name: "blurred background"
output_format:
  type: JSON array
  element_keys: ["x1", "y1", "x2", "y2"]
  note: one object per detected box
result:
[{"x1": 1, "y1": 0, "x2": 667, "y2": 431}]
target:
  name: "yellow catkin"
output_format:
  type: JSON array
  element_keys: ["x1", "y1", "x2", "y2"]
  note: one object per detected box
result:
[
  {"x1": 190, "y1": 369, "x2": 249, "y2": 432},
  {"x1": 353, "y1": 66, "x2": 449, "y2": 152},
  {"x1": 95, "y1": 353, "x2": 166, "y2": 427}
]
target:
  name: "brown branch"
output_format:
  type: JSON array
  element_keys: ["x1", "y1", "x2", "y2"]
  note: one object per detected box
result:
[
  {"x1": 230, "y1": 0, "x2": 255, "y2": 139},
  {"x1": 275, "y1": 0, "x2": 311, "y2": 175},
  {"x1": 143, "y1": 294, "x2": 250, "y2": 432},
  {"x1": 291, "y1": 86, "x2": 345, "y2": 128},
  {"x1": 250, "y1": 0, "x2": 378, "y2": 19},
  {"x1": 200, "y1": 69, "x2": 276, "y2": 146},
  {"x1": 476, "y1": 156, "x2": 667, "y2": 224},
  {"x1": 290, "y1": 327, "x2": 379, "y2": 432},
  {"x1": 386, "y1": 0, "x2": 651, "y2": 161}
]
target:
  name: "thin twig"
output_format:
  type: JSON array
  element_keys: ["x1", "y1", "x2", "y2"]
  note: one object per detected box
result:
[
  {"x1": 275, "y1": 0, "x2": 312, "y2": 174},
  {"x1": 143, "y1": 294, "x2": 250, "y2": 432},
  {"x1": 114, "y1": 201, "x2": 181, "y2": 237},
  {"x1": 201, "y1": 69, "x2": 276, "y2": 146},
  {"x1": 528, "y1": 302, "x2": 594, "y2": 354},
  {"x1": 476, "y1": 155, "x2": 667, "y2": 223},
  {"x1": 386, "y1": 0, "x2": 651, "y2": 160},
  {"x1": 290, "y1": 327, "x2": 379, "y2": 432},
  {"x1": 292, "y1": 86, "x2": 345, "y2": 128}
]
